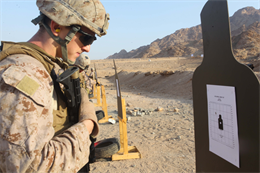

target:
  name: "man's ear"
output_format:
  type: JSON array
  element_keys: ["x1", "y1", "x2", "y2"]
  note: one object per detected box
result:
[{"x1": 50, "y1": 20, "x2": 61, "y2": 36}]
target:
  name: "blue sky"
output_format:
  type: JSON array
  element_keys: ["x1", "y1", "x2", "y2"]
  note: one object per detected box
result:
[{"x1": 0, "y1": 0, "x2": 259, "y2": 60}]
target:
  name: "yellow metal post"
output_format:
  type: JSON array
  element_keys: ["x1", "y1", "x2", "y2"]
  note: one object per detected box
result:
[
  {"x1": 112, "y1": 98, "x2": 141, "y2": 160},
  {"x1": 117, "y1": 117, "x2": 124, "y2": 153},
  {"x1": 94, "y1": 85, "x2": 102, "y2": 107},
  {"x1": 90, "y1": 80, "x2": 97, "y2": 99},
  {"x1": 98, "y1": 85, "x2": 115, "y2": 123}
]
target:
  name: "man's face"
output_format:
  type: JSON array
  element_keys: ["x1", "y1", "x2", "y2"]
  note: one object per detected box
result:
[{"x1": 57, "y1": 26, "x2": 95, "y2": 62}]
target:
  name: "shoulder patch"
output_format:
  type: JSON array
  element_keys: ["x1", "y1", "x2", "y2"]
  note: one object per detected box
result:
[
  {"x1": 2, "y1": 65, "x2": 50, "y2": 107},
  {"x1": 16, "y1": 75, "x2": 40, "y2": 96}
]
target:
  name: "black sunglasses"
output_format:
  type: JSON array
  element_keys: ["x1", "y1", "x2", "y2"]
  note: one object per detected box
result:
[{"x1": 78, "y1": 29, "x2": 96, "y2": 46}]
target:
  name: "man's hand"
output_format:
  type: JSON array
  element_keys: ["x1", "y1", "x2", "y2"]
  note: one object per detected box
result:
[
  {"x1": 79, "y1": 88, "x2": 99, "y2": 136},
  {"x1": 81, "y1": 119, "x2": 94, "y2": 134}
]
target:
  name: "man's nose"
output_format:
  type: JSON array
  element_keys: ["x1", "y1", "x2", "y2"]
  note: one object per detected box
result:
[{"x1": 82, "y1": 45, "x2": 91, "y2": 52}]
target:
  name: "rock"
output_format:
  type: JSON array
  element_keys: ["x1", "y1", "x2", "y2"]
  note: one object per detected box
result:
[
  {"x1": 126, "y1": 103, "x2": 131, "y2": 107},
  {"x1": 136, "y1": 111, "x2": 144, "y2": 117},
  {"x1": 156, "y1": 106, "x2": 164, "y2": 111},
  {"x1": 139, "y1": 108, "x2": 145, "y2": 112},
  {"x1": 126, "y1": 110, "x2": 132, "y2": 115},
  {"x1": 145, "y1": 71, "x2": 153, "y2": 76},
  {"x1": 160, "y1": 70, "x2": 174, "y2": 76},
  {"x1": 108, "y1": 118, "x2": 116, "y2": 124},
  {"x1": 176, "y1": 136, "x2": 181, "y2": 140},
  {"x1": 173, "y1": 108, "x2": 179, "y2": 112}
]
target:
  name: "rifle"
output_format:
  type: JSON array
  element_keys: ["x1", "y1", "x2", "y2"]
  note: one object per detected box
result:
[
  {"x1": 56, "y1": 67, "x2": 96, "y2": 173},
  {"x1": 56, "y1": 67, "x2": 81, "y2": 123},
  {"x1": 94, "y1": 63, "x2": 100, "y2": 86}
]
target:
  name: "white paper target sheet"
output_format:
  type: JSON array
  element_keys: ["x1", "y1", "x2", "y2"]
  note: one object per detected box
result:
[{"x1": 207, "y1": 84, "x2": 239, "y2": 168}]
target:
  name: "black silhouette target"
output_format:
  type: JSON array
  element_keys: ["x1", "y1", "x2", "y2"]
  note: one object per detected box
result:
[{"x1": 192, "y1": 0, "x2": 260, "y2": 172}]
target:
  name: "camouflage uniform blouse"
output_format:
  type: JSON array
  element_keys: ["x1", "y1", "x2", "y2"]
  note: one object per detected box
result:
[{"x1": 0, "y1": 54, "x2": 94, "y2": 172}]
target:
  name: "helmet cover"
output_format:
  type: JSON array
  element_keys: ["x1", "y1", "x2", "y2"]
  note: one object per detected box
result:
[
  {"x1": 36, "y1": 0, "x2": 109, "y2": 36},
  {"x1": 74, "y1": 53, "x2": 91, "y2": 69}
]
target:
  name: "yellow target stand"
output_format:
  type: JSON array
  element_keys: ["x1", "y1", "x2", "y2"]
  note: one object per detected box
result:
[
  {"x1": 98, "y1": 85, "x2": 115, "y2": 123},
  {"x1": 93, "y1": 85, "x2": 102, "y2": 107},
  {"x1": 90, "y1": 81, "x2": 97, "y2": 99},
  {"x1": 112, "y1": 59, "x2": 141, "y2": 161},
  {"x1": 112, "y1": 98, "x2": 141, "y2": 160}
]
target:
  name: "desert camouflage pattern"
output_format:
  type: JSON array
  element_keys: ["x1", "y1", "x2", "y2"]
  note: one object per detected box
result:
[
  {"x1": 75, "y1": 54, "x2": 90, "y2": 70},
  {"x1": 36, "y1": 0, "x2": 110, "y2": 36},
  {"x1": 85, "y1": 72, "x2": 96, "y2": 91},
  {"x1": 79, "y1": 71, "x2": 86, "y2": 89},
  {"x1": 0, "y1": 54, "x2": 92, "y2": 172},
  {"x1": 86, "y1": 77, "x2": 92, "y2": 91},
  {"x1": 82, "y1": 70, "x2": 88, "y2": 81},
  {"x1": 89, "y1": 71, "x2": 94, "y2": 78}
]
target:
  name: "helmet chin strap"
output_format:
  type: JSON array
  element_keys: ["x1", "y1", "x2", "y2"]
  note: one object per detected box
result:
[
  {"x1": 32, "y1": 13, "x2": 81, "y2": 66},
  {"x1": 67, "y1": 59, "x2": 75, "y2": 65}
]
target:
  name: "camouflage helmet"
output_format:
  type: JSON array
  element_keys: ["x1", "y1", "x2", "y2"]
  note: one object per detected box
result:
[
  {"x1": 36, "y1": 0, "x2": 110, "y2": 37},
  {"x1": 75, "y1": 54, "x2": 91, "y2": 70}
]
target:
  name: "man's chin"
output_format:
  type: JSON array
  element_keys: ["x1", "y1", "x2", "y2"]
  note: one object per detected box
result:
[{"x1": 68, "y1": 56, "x2": 78, "y2": 63}]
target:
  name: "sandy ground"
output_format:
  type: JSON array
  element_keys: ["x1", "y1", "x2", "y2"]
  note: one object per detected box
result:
[{"x1": 86, "y1": 57, "x2": 259, "y2": 173}]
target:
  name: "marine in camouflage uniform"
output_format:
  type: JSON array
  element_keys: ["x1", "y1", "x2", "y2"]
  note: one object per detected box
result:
[
  {"x1": 74, "y1": 54, "x2": 94, "y2": 95},
  {"x1": 86, "y1": 73, "x2": 94, "y2": 95},
  {"x1": 74, "y1": 53, "x2": 91, "y2": 91},
  {"x1": 0, "y1": 0, "x2": 109, "y2": 172},
  {"x1": 88, "y1": 68, "x2": 97, "y2": 91}
]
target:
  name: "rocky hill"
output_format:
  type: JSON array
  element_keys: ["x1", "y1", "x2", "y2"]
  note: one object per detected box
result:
[
  {"x1": 232, "y1": 21, "x2": 260, "y2": 59},
  {"x1": 107, "y1": 7, "x2": 260, "y2": 60}
]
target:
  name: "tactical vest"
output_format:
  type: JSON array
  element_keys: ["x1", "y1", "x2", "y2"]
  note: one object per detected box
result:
[{"x1": 0, "y1": 41, "x2": 71, "y2": 135}]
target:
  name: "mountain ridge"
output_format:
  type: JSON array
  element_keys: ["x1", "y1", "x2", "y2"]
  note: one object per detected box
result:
[{"x1": 107, "y1": 6, "x2": 260, "y2": 60}]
